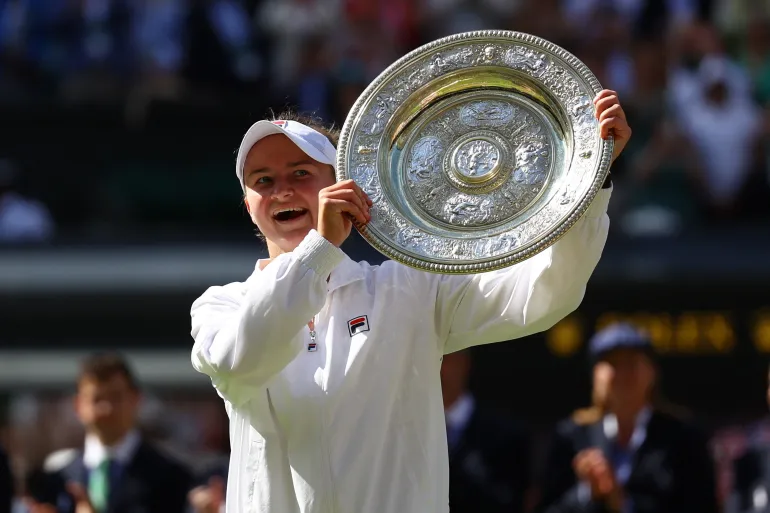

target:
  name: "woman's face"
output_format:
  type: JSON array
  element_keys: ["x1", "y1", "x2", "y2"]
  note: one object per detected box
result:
[
  {"x1": 242, "y1": 134, "x2": 336, "y2": 255},
  {"x1": 592, "y1": 349, "x2": 656, "y2": 413}
]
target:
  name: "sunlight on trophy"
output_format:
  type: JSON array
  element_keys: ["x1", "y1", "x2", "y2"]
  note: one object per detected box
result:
[{"x1": 338, "y1": 30, "x2": 613, "y2": 274}]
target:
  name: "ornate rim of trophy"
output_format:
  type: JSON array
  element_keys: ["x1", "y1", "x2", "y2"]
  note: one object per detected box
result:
[{"x1": 337, "y1": 30, "x2": 613, "y2": 274}]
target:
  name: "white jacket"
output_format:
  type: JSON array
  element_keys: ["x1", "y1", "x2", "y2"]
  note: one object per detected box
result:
[{"x1": 191, "y1": 189, "x2": 611, "y2": 513}]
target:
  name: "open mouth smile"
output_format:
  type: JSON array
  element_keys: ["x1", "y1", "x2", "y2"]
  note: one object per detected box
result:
[{"x1": 272, "y1": 207, "x2": 309, "y2": 223}]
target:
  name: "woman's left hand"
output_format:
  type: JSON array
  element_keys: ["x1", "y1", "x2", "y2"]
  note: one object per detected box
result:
[{"x1": 594, "y1": 89, "x2": 632, "y2": 163}]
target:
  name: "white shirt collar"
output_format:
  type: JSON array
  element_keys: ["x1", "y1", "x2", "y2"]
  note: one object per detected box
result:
[
  {"x1": 83, "y1": 429, "x2": 141, "y2": 469},
  {"x1": 603, "y1": 406, "x2": 652, "y2": 451},
  {"x1": 445, "y1": 393, "x2": 475, "y2": 432}
]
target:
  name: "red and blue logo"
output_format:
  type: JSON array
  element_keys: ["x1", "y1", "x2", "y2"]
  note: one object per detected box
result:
[
  {"x1": 347, "y1": 315, "x2": 370, "y2": 336},
  {"x1": 272, "y1": 120, "x2": 288, "y2": 128}
]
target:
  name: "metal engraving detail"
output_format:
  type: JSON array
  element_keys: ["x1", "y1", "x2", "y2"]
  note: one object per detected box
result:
[
  {"x1": 407, "y1": 137, "x2": 443, "y2": 182},
  {"x1": 460, "y1": 101, "x2": 515, "y2": 127},
  {"x1": 454, "y1": 139, "x2": 500, "y2": 179},
  {"x1": 338, "y1": 30, "x2": 613, "y2": 274},
  {"x1": 403, "y1": 100, "x2": 553, "y2": 228}
]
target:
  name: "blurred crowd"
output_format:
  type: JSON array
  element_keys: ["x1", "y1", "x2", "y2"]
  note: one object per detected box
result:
[
  {"x1": 3, "y1": 324, "x2": 770, "y2": 512},
  {"x1": 0, "y1": 0, "x2": 769, "y2": 244}
]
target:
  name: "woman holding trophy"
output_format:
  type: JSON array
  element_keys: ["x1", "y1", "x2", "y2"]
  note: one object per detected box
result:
[{"x1": 191, "y1": 31, "x2": 631, "y2": 513}]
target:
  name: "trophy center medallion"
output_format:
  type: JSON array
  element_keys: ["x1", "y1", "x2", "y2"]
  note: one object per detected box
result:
[{"x1": 452, "y1": 139, "x2": 501, "y2": 183}]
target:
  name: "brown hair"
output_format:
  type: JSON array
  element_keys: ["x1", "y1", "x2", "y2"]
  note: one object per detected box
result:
[
  {"x1": 269, "y1": 110, "x2": 340, "y2": 148},
  {"x1": 78, "y1": 352, "x2": 139, "y2": 391}
]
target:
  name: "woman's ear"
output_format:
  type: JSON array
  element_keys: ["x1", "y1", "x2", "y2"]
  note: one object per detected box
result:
[{"x1": 244, "y1": 195, "x2": 251, "y2": 214}]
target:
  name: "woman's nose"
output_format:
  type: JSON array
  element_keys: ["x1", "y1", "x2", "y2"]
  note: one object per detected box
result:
[{"x1": 270, "y1": 180, "x2": 295, "y2": 199}]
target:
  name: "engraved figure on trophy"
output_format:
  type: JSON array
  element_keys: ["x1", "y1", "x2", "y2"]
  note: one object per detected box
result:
[
  {"x1": 460, "y1": 101, "x2": 515, "y2": 128},
  {"x1": 358, "y1": 165, "x2": 383, "y2": 204},
  {"x1": 408, "y1": 137, "x2": 443, "y2": 182},
  {"x1": 445, "y1": 196, "x2": 493, "y2": 225},
  {"x1": 451, "y1": 242, "x2": 467, "y2": 258},
  {"x1": 513, "y1": 141, "x2": 549, "y2": 185},
  {"x1": 364, "y1": 95, "x2": 396, "y2": 136},
  {"x1": 429, "y1": 55, "x2": 451, "y2": 76},
  {"x1": 407, "y1": 69, "x2": 424, "y2": 90},
  {"x1": 472, "y1": 233, "x2": 516, "y2": 258},
  {"x1": 455, "y1": 140, "x2": 500, "y2": 178},
  {"x1": 509, "y1": 112, "x2": 546, "y2": 144},
  {"x1": 474, "y1": 45, "x2": 498, "y2": 65},
  {"x1": 450, "y1": 47, "x2": 475, "y2": 66},
  {"x1": 421, "y1": 183, "x2": 447, "y2": 208},
  {"x1": 490, "y1": 234, "x2": 517, "y2": 254},
  {"x1": 395, "y1": 226, "x2": 425, "y2": 251},
  {"x1": 570, "y1": 95, "x2": 594, "y2": 126},
  {"x1": 504, "y1": 47, "x2": 550, "y2": 76}
]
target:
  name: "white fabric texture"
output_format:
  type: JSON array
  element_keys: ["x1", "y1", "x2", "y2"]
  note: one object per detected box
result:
[{"x1": 191, "y1": 188, "x2": 611, "y2": 513}]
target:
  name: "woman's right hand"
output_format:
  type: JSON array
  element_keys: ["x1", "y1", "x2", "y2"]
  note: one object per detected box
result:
[{"x1": 317, "y1": 180, "x2": 372, "y2": 247}]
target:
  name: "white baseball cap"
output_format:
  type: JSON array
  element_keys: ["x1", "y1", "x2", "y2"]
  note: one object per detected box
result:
[{"x1": 235, "y1": 119, "x2": 337, "y2": 190}]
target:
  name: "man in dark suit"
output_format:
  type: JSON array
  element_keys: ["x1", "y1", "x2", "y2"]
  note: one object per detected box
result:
[
  {"x1": 536, "y1": 323, "x2": 719, "y2": 513},
  {"x1": 0, "y1": 445, "x2": 12, "y2": 513},
  {"x1": 441, "y1": 350, "x2": 531, "y2": 513},
  {"x1": 26, "y1": 352, "x2": 192, "y2": 513}
]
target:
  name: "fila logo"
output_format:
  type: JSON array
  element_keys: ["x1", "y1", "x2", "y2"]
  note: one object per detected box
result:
[
  {"x1": 347, "y1": 315, "x2": 370, "y2": 336},
  {"x1": 271, "y1": 120, "x2": 288, "y2": 128}
]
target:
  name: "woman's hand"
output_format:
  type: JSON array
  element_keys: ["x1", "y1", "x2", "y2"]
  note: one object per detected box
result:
[
  {"x1": 594, "y1": 90, "x2": 632, "y2": 164},
  {"x1": 317, "y1": 179, "x2": 372, "y2": 247}
]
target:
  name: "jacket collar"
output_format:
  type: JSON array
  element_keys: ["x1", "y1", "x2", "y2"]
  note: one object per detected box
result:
[
  {"x1": 327, "y1": 255, "x2": 365, "y2": 292},
  {"x1": 83, "y1": 429, "x2": 141, "y2": 469},
  {"x1": 254, "y1": 253, "x2": 365, "y2": 293}
]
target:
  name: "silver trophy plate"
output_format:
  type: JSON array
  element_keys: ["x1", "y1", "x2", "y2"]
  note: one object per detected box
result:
[{"x1": 337, "y1": 30, "x2": 613, "y2": 274}]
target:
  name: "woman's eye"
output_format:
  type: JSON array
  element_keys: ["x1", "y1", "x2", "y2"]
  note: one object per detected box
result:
[
  {"x1": 295, "y1": 169, "x2": 309, "y2": 177},
  {"x1": 255, "y1": 176, "x2": 272, "y2": 185}
]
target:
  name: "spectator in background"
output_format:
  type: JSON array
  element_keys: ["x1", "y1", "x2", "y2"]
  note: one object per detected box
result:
[
  {"x1": 188, "y1": 404, "x2": 229, "y2": 513},
  {"x1": 728, "y1": 363, "x2": 770, "y2": 513},
  {"x1": 442, "y1": 350, "x2": 531, "y2": 513},
  {"x1": 257, "y1": 0, "x2": 341, "y2": 91},
  {"x1": 25, "y1": 353, "x2": 192, "y2": 513},
  {"x1": 417, "y1": 0, "x2": 521, "y2": 42},
  {"x1": 294, "y1": 35, "x2": 334, "y2": 121},
  {"x1": 536, "y1": 323, "x2": 719, "y2": 513},
  {"x1": 188, "y1": 465, "x2": 226, "y2": 513},
  {"x1": 742, "y1": 17, "x2": 770, "y2": 106},
  {"x1": 0, "y1": 159, "x2": 53, "y2": 244},
  {"x1": 513, "y1": 0, "x2": 575, "y2": 50},
  {"x1": 667, "y1": 20, "x2": 752, "y2": 120},
  {"x1": 0, "y1": 444, "x2": 11, "y2": 513},
  {"x1": 675, "y1": 54, "x2": 763, "y2": 219}
]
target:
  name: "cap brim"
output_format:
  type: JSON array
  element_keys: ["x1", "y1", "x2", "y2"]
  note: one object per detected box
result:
[{"x1": 236, "y1": 120, "x2": 336, "y2": 187}]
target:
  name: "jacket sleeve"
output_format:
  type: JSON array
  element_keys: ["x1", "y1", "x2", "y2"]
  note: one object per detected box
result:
[
  {"x1": 435, "y1": 188, "x2": 611, "y2": 354},
  {"x1": 672, "y1": 425, "x2": 720, "y2": 513},
  {"x1": 191, "y1": 230, "x2": 345, "y2": 405}
]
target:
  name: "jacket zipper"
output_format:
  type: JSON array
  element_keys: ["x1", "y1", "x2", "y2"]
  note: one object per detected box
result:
[{"x1": 314, "y1": 299, "x2": 339, "y2": 513}]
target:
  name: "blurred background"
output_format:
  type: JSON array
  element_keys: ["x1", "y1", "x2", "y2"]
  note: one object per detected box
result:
[{"x1": 1, "y1": 0, "x2": 770, "y2": 512}]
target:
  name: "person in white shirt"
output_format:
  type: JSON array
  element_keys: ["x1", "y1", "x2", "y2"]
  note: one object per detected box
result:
[{"x1": 190, "y1": 89, "x2": 631, "y2": 513}]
